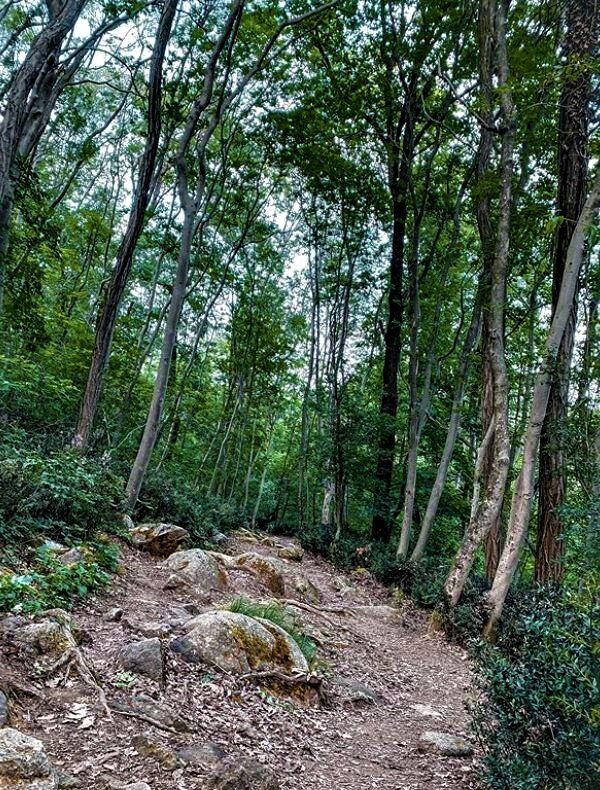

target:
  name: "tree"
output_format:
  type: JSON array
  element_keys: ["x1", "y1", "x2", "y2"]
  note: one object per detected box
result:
[{"x1": 535, "y1": 0, "x2": 599, "y2": 585}]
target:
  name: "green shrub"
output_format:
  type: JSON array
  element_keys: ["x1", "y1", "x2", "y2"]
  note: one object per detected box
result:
[
  {"x1": 137, "y1": 471, "x2": 244, "y2": 543},
  {"x1": 0, "y1": 539, "x2": 119, "y2": 613},
  {"x1": 227, "y1": 596, "x2": 317, "y2": 664},
  {"x1": 0, "y1": 443, "x2": 123, "y2": 544},
  {"x1": 471, "y1": 588, "x2": 599, "y2": 789}
]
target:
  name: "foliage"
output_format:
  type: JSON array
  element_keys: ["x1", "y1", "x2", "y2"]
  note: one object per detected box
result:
[
  {"x1": 470, "y1": 588, "x2": 599, "y2": 789},
  {"x1": 0, "y1": 437, "x2": 124, "y2": 544},
  {"x1": 136, "y1": 470, "x2": 244, "y2": 542},
  {"x1": 227, "y1": 596, "x2": 317, "y2": 664},
  {"x1": 0, "y1": 540, "x2": 119, "y2": 614}
]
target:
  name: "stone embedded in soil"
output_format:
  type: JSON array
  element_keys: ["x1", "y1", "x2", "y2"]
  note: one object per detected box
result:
[
  {"x1": 117, "y1": 638, "x2": 164, "y2": 683},
  {"x1": 212, "y1": 531, "x2": 228, "y2": 545},
  {"x1": 124, "y1": 784, "x2": 151, "y2": 790},
  {"x1": 0, "y1": 689, "x2": 10, "y2": 725},
  {"x1": 129, "y1": 522, "x2": 189, "y2": 557},
  {"x1": 0, "y1": 726, "x2": 58, "y2": 788},
  {"x1": 276, "y1": 545, "x2": 304, "y2": 562},
  {"x1": 177, "y1": 741, "x2": 226, "y2": 766},
  {"x1": 131, "y1": 734, "x2": 180, "y2": 770},
  {"x1": 418, "y1": 731, "x2": 473, "y2": 757},
  {"x1": 235, "y1": 552, "x2": 286, "y2": 595},
  {"x1": 205, "y1": 756, "x2": 280, "y2": 789},
  {"x1": 412, "y1": 703, "x2": 443, "y2": 718},
  {"x1": 103, "y1": 607, "x2": 124, "y2": 623},
  {"x1": 331, "y1": 675, "x2": 380, "y2": 705},
  {"x1": 162, "y1": 548, "x2": 228, "y2": 591},
  {"x1": 125, "y1": 618, "x2": 173, "y2": 639},
  {"x1": 57, "y1": 547, "x2": 84, "y2": 566},
  {"x1": 293, "y1": 576, "x2": 322, "y2": 603},
  {"x1": 171, "y1": 610, "x2": 307, "y2": 674},
  {"x1": 56, "y1": 770, "x2": 81, "y2": 787},
  {"x1": 12, "y1": 610, "x2": 75, "y2": 655}
]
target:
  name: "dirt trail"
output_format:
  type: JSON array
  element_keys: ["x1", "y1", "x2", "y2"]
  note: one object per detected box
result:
[{"x1": 2, "y1": 534, "x2": 477, "y2": 789}]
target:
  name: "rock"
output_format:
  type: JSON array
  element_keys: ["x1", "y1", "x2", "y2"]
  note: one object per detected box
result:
[
  {"x1": 163, "y1": 549, "x2": 228, "y2": 592},
  {"x1": 332, "y1": 675, "x2": 380, "y2": 705},
  {"x1": 126, "y1": 619, "x2": 172, "y2": 639},
  {"x1": 411, "y1": 703, "x2": 443, "y2": 718},
  {"x1": 177, "y1": 742, "x2": 225, "y2": 766},
  {"x1": 212, "y1": 531, "x2": 228, "y2": 545},
  {"x1": 117, "y1": 638, "x2": 164, "y2": 683},
  {"x1": 254, "y1": 617, "x2": 308, "y2": 672},
  {"x1": 57, "y1": 548, "x2": 84, "y2": 566},
  {"x1": 293, "y1": 577, "x2": 321, "y2": 603},
  {"x1": 171, "y1": 610, "x2": 307, "y2": 674},
  {"x1": 41, "y1": 540, "x2": 66, "y2": 552},
  {"x1": 277, "y1": 545, "x2": 304, "y2": 562},
  {"x1": 13, "y1": 611, "x2": 75, "y2": 654},
  {"x1": 181, "y1": 602, "x2": 200, "y2": 615},
  {"x1": 111, "y1": 693, "x2": 189, "y2": 732},
  {"x1": 103, "y1": 607, "x2": 124, "y2": 623},
  {"x1": 0, "y1": 689, "x2": 10, "y2": 726},
  {"x1": 129, "y1": 522, "x2": 189, "y2": 557},
  {"x1": 131, "y1": 734, "x2": 179, "y2": 770},
  {"x1": 235, "y1": 553, "x2": 286, "y2": 595},
  {"x1": 0, "y1": 727, "x2": 58, "y2": 788},
  {"x1": 418, "y1": 731, "x2": 473, "y2": 757},
  {"x1": 57, "y1": 771, "x2": 82, "y2": 787},
  {"x1": 124, "y1": 785, "x2": 151, "y2": 790},
  {"x1": 205, "y1": 756, "x2": 280, "y2": 789}
]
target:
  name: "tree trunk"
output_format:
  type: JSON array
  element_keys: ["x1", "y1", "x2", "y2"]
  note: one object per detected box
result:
[
  {"x1": 485, "y1": 170, "x2": 600, "y2": 636},
  {"x1": 535, "y1": 0, "x2": 597, "y2": 584},
  {"x1": 125, "y1": 209, "x2": 193, "y2": 510},
  {"x1": 372, "y1": 133, "x2": 412, "y2": 542},
  {"x1": 0, "y1": 0, "x2": 87, "y2": 315},
  {"x1": 73, "y1": 0, "x2": 178, "y2": 450},
  {"x1": 444, "y1": 0, "x2": 513, "y2": 607},
  {"x1": 411, "y1": 297, "x2": 481, "y2": 561}
]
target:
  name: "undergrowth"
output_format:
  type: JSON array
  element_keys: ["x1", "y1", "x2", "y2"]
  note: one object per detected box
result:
[{"x1": 0, "y1": 539, "x2": 119, "y2": 613}]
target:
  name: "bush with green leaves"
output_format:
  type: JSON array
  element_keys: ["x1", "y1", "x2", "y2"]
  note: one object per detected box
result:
[
  {"x1": 137, "y1": 470, "x2": 244, "y2": 542},
  {"x1": 227, "y1": 596, "x2": 317, "y2": 665},
  {"x1": 0, "y1": 441, "x2": 124, "y2": 544},
  {"x1": 471, "y1": 588, "x2": 599, "y2": 789},
  {"x1": 0, "y1": 539, "x2": 119, "y2": 613}
]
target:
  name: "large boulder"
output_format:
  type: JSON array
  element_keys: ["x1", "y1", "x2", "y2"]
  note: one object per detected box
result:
[
  {"x1": 171, "y1": 611, "x2": 307, "y2": 674},
  {"x1": 117, "y1": 638, "x2": 164, "y2": 683},
  {"x1": 129, "y1": 522, "x2": 188, "y2": 557},
  {"x1": 418, "y1": 731, "x2": 473, "y2": 757},
  {"x1": 163, "y1": 549, "x2": 228, "y2": 592},
  {"x1": 0, "y1": 727, "x2": 58, "y2": 789},
  {"x1": 235, "y1": 553, "x2": 286, "y2": 595}
]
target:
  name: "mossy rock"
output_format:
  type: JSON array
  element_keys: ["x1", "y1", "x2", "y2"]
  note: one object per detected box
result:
[{"x1": 171, "y1": 611, "x2": 306, "y2": 675}]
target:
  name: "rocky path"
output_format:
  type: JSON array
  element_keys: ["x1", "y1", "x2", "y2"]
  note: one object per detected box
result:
[{"x1": 0, "y1": 531, "x2": 477, "y2": 789}]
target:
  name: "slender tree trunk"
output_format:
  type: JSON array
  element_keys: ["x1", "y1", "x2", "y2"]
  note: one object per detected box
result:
[
  {"x1": 125, "y1": 209, "x2": 193, "y2": 509},
  {"x1": 485, "y1": 171, "x2": 600, "y2": 636},
  {"x1": 372, "y1": 135, "x2": 412, "y2": 542},
  {"x1": 411, "y1": 297, "x2": 482, "y2": 561},
  {"x1": 444, "y1": 0, "x2": 513, "y2": 607},
  {"x1": 73, "y1": 0, "x2": 178, "y2": 449},
  {"x1": 535, "y1": 0, "x2": 597, "y2": 584}
]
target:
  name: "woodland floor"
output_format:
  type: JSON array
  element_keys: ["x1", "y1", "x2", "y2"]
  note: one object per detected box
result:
[{"x1": 3, "y1": 533, "x2": 478, "y2": 789}]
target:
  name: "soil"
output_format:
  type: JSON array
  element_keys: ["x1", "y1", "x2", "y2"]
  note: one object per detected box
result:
[{"x1": 1, "y1": 533, "x2": 477, "y2": 789}]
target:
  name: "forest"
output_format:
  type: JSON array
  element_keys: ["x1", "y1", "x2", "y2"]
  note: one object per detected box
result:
[{"x1": 0, "y1": 0, "x2": 598, "y2": 788}]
